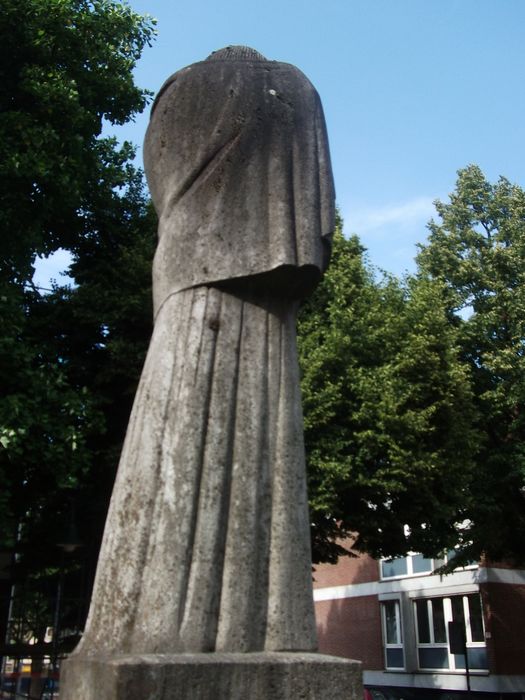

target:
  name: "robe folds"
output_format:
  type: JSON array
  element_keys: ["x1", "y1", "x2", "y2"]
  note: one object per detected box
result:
[
  {"x1": 77, "y1": 286, "x2": 317, "y2": 654},
  {"x1": 76, "y1": 48, "x2": 335, "y2": 657}
]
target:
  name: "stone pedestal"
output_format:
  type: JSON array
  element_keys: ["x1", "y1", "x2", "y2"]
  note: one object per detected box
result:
[{"x1": 61, "y1": 652, "x2": 362, "y2": 700}]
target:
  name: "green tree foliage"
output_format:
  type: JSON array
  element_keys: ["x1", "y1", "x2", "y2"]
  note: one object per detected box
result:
[
  {"x1": 0, "y1": 0, "x2": 156, "y2": 638},
  {"x1": 1, "y1": 0, "x2": 155, "y2": 284},
  {"x1": 416, "y1": 165, "x2": 525, "y2": 565},
  {"x1": 0, "y1": 173, "x2": 155, "y2": 662},
  {"x1": 299, "y1": 223, "x2": 477, "y2": 563},
  {"x1": 53, "y1": 172, "x2": 156, "y2": 564}
]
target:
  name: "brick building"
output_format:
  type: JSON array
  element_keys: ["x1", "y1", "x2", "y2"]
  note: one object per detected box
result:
[{"x1": 313, "y1": 549, "x2": 525, "y2": 699}]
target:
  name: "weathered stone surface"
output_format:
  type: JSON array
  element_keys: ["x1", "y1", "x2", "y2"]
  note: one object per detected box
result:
[
  {"x1": 143, "y1": 45, "x2": 335, "y2": 314},
  {"x1": 61, "y1": 46, "x2": 354, "y2": 700},
  {"x1": 61, "y1": 652, "x2": 362, "y2": 700},
  {"x1": 72, "y1": 46, "x2": 335, "y2": 660},
  {"x1": 73, "y1": 287, "x2": 318, "y2": 655}
]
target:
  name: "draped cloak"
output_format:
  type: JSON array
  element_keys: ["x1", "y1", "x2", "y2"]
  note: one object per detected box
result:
[
  {"x1": 144, "y1": 50, "x2": 335, "y2": 312},
  {"x1": 75, "y1": 48, "x2": 335, "y2": 658}
]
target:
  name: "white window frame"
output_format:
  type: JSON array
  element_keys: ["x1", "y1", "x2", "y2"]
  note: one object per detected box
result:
[
  {"x1": 380, "y1": 552, "x2": 478, "y2": 581},
  {"x1": 414, "y1": 594, "x2": 487, "y2": 672},
  {"x1": 381, "y1": 600, "x2": 405, "y2": 670},
  {"x1": 380, "y1": 554, "x2": 434, "y2": 580}
]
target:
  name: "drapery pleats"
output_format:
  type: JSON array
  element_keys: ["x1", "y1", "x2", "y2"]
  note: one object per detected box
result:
[{"x1": 77, "y1": 286, "x2": 317, "y2": 656}]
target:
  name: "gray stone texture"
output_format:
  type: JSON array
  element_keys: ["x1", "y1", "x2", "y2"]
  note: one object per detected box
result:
[
  {"x1": 144, "y1": 45, "x2": 335, "y2": 314},
  {"x1": 61, "y1": 46, "x2": 358, "y2": 699},
  {"x1": 61, "y1": 652, "x2": 362, "y2": 700},
  {"x1": 73, "y1": 287, "x2": 318, "y2": 655}
]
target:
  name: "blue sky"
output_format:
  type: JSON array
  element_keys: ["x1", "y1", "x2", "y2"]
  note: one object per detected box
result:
[{"x1": 36, "y1": 0, "x2": 525, "y2": 285}]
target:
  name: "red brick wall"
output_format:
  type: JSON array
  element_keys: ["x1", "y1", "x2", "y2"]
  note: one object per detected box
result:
[
  {"x1": 313, "y1": 551, "x2": 379, "y2": 588},
  {"x1": 315, "y1": 595, "x2": 384, "y2": 669},
  {"x1": 481, "y1": 582, "x2": 525, "y2": 674}
]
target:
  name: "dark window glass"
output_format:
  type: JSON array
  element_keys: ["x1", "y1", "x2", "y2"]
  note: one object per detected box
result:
[
  {"x1": 412, "y1": 554, "x2": 432, "y2": 573},
  {"x1": 454, "y1": 653, "x2": 466, "y2": 670},
  {"x1": 447, "y1": 549, "x2": 458, "y2": 563},
  {"x1": 386, "y1": 648, "x2": 404, "y2": 669},
  {"x1": 455, "y1": 647, "x2": 488, "y2": 670},
  {"x1": 468, "y1": 647, "x2": 488, "y2": 670},
  {"x1": 467, "y1": 594, "x2": 484, "y2": 642},
  {"x1": 432, "y1": 598, "x2": 446, "y2": 642},
  {"x1": 416, "y1": 600, "x2": 430, "y2": 643},
  {"x1": 418, "y1": 647, "x2": 449, "y2": 669},
  {"x1": 451, "y1": 595, "x2": 465, "y2": 625},
  {"x1": 381, "y1": 558, "x2": 407, "y2": 578},
  {"x1": 383, "y1": 601, "x2": 400, "y2": 644}
]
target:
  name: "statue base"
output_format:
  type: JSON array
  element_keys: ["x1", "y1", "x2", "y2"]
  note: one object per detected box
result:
[{"x1": 61, "y1": 651, "x2": 362, "y2": 699}]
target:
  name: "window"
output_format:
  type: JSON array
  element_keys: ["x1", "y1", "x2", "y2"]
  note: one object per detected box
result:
[
  {"x1": 412, "y1": 554, "x2": 434, "y2": 574},
  {"x1": 380, "y1": 554, "x2": 433, "y2": 579},
  {"x1": 414, "y1": 594, "x2": 487, "y2": 671},
  {"x1": 381, "y1": 558, "x2": 408, "y2": 578},
  {"x1": 380, "y1": 551, "x2": 477, "y2": 580},
  {"x1": 381, "y1": 600, "x2": 404, "y2": 669}
]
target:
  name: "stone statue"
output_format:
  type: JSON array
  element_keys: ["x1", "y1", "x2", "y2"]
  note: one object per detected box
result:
[{"x1": 62, "y1": 46, "x2": 360, "y2": 700}]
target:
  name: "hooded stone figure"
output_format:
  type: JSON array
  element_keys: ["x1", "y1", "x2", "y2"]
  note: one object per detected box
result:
[{"x1": 72, "y1": 46, "x2": 335, "y2": 658}]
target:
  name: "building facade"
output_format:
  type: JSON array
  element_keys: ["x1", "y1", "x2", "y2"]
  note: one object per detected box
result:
[{"x1": 313, "y1": 550, "x2": 525, "y2": 699}]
